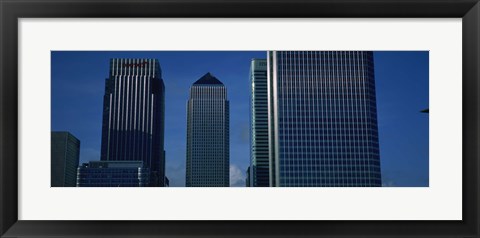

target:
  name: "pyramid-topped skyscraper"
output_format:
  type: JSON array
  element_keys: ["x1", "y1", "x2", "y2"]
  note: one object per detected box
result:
[
  {"x1": 186, "y1": 73, "x2": 230, "y2": 187},
  {"x1": 193, "y1": 72, "x2": 224, "y2": 85}
]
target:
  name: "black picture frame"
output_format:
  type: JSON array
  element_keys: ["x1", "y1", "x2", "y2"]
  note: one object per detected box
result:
[{"x1": 1, "y1": 0, "x2": 479, "y2": 237}]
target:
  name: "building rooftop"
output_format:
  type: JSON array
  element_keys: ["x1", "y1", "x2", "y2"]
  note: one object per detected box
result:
[
  {"x1": 81, "y1": 160, "x2": 144, "y2": 169},
  {"x1": 193, "y1": 72, "x2": 224, "y2": 85}
]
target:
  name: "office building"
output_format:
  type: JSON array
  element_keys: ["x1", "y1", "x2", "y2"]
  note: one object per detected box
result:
[
  {"x1": 268, "y1": 51, "x2": 382, "y2": 187},
  {"x1": 186, "y1": 73, "x2": 230, "y2": 187},
  {"x1": 249, "y1": 58, "x2": 269, "y2": 187},
  {"x1": 51, "y1": 131, "x2": 80, "y2": 187},
  {"x1": 76, "y1": 161, "x2": 149, "y2": 187},
  {"x1": 100, "y1": 58, "x2": 166, "y2": 186}
]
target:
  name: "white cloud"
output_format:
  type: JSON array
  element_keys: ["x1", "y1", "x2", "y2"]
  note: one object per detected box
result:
[
  {"x1": 382, "y1": 180, "x2": 395, "y2": 187},
  {"x1": 166, "y1": 164, "x2": 185, "y2": 187},
  {"x1": 230, "y1": 164, "x2": 246, "y2": 187}
]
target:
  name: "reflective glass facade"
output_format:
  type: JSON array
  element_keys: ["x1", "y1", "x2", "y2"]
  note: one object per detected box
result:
[
  {"x1": 249, "y1": 59, "x2": 270, "y2": 187},
  {"x1": 269, "y1": 51, "x2": 381, "y2": 187},
  {"x1": 51, "y1": 131, "x2": 80, "y2": 187},
  {"x1": 76, "y1": 161, "x2": 149, "y2": 187},
  {"x1": 186, "y1": 73, "x2": 230, "y2": 187},
  {"x1": 100, "y1": 58, "x2": 166, "y2": 186}
]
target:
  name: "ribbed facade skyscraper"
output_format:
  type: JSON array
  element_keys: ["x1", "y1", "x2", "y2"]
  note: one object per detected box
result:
[
  {"x1": 186, "y1": 73, "x2": 229, "y2": 187},
  {"x1": 100, "y1": 58, "x2": 166, "y2": 187},
  {"x1": 249, "y1": 59, "x2": 270, "y2": 187},
  {"x1": 268, "y1": 51, "x2": 381, "y2": 187}
]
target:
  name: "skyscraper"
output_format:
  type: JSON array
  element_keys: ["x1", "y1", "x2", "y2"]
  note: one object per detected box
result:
[
  {"x1": 51, "y1": 131, "x2": 80, "y2": 187},
  {"x1": 100, "y1": 58, "x2": 166, "y2": 186},
  {"x1": 268, "y1": 51, "x2": 381, "y2": 187},
  {"x1": 249, "y1": 59, "x2": 270, "y2": 187},
  {"x1": 186, "y1": 73, "x2": 230, "y2": 187}
]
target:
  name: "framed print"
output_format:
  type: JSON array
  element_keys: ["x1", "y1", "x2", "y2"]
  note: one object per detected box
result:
[{"x1": 1, "y1": 0, "x2": 479, "y2": 237}]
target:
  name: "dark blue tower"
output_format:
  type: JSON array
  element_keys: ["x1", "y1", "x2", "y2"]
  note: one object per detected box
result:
[
  {"x1": 269, "y1": 51, "x2": 381, "y2": 187},
  {"x1": 100, "y1": 58, "x2": 166, "y2": 186}
]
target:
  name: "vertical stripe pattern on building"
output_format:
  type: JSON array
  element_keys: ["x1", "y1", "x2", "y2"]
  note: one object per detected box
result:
[
  {"x1": 100, "y1": 58, "x2": 166, "y2": 186},
  {"x1": 186, "y1": 73, "x2": 230, "y2": 187},
  {"x1": 249, "y1": 59, "x2": 270, "y2": 187},
  {"x1": 268, "y1": 51, "x2": 381, "y2": 187}
]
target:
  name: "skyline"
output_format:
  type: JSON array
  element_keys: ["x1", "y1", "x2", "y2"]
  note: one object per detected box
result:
[{"x1": 51, "y1": 51, "x2": 429, "y2": 187}]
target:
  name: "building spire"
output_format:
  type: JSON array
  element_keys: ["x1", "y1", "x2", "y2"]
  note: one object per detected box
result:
[{"x1": 193, "y1": 72, "x2": 224, "y2": 85}]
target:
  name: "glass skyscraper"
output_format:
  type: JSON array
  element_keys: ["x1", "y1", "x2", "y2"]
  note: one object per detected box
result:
[
  {"x1": 249, "y1": 59, "x2": 270, "y2": 187},
  {"x1": 100, "y1": 58, "x2": 166, "y2": 187},
  {"x1": 268, "y1": 51, "x2": 381, "y2": 187},
  {"x1": 51, "y1": 131, "x2": 80, "y2": 187},
  {"x1": 186, "y1": 73, "x2": 230, "y2": 187}
]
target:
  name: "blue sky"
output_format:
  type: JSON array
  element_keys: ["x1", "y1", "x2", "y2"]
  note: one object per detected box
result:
[{"x1": 51, "y1": 51, "x2": 429, "y2": 187}]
